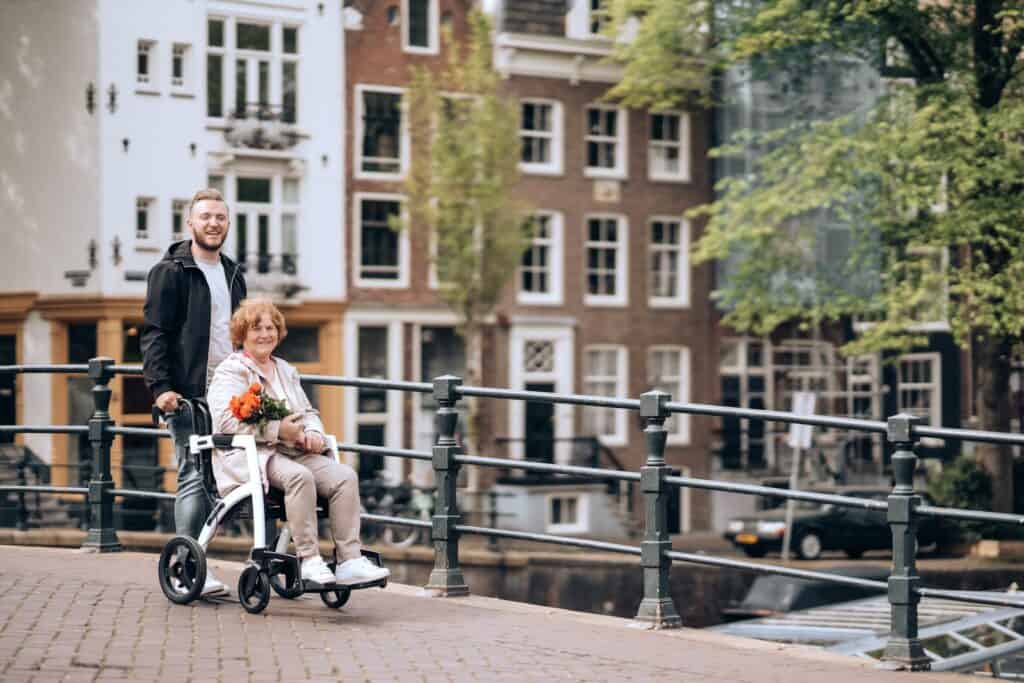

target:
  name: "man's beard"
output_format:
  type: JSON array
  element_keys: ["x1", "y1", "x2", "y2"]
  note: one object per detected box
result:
[{"x1": 192, "y1": 230, "x2": 227, "y2": 252}]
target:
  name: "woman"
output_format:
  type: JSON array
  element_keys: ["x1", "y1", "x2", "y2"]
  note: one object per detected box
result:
[{"x1": 207, "y1": 298, "x2": 389, "y2": 587}]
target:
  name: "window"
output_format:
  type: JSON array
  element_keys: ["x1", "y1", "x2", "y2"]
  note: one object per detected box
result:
[
  {"x1": 357, "y1": 88, "x2": 405, "y2": 177},
  {"x1": 649, "y1": 217, "x2": 689, "y2": 306},
  {"x1": 583, "y1": 346, "x2": 628, "y2": 445},
  {"x1": 205, "y1": 17, "x2": 299, "y2": 123},
  {"x1": 356, "y1": 326, "x2": 389, "y2": 479},
  {"x1": 520, "y1": 100, "x2": 563, "y2": 175},
  {"x1": 585, "y1": 106, "x2": 627, "y2": 178},
  {"x1": 282, "y1": 178, "x2": 299, "y2": 274},
  {"x1": 403, "y1": 0, "x2": 438, "y2": 53},
  {"x1": 135, "y1": 198, "x2": 154, "y2": 242},
  {"x1": 908, "y1": 246, "x2": 949, "y2": 327},
  {"x1": 584, "y1": 215, "x2": 627, "y2": 306},
  {"x1": 589, "y1": 0, "x2": 607, "y2": 35},
  {"x1": 648, "y1": 347, "x2": 691, "y2": 444},
  {"x1": 355, "y1": 195, "x2": 408, "y2": 287},
  {"x1": 648, "y1": 112, "x2": 690, "y2": 181},
  {"x1": 547, "y1": 493, "x2": 587, "y2": 533},
  {"x1": 171, "y1": 44, "x2": 190, "y2": 90},
  {"x1": 171, "y1": 199, "x2": 188, "y2": 241},
  {"x1": 226, "y1": 174, "x2": 300, "y2": 276},
  {"x1": 137, "y1": 40, "x2": 156, "y2": 87},
  {"x1": 897, "y1": 353, "x2": 941, "y2": 428},
  {"x1": 519, "y1": 212, "x2": 563, "y2": 305}
]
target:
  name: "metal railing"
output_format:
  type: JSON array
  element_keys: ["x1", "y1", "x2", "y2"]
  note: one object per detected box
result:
[{"x1": 3, "y1": 359, "x2": 1024, "y2": 672}]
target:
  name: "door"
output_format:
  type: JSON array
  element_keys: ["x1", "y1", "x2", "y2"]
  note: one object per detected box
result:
[
  {"x1": 0, "y1": 335, "x2": 14, "y2": 443},
  {"x1": 524, "y1": 382, "x2": 555, "y2": 463}
]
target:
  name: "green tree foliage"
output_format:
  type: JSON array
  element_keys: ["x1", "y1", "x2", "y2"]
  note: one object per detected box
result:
[
  {"x1": 399, "y1": 10, "x2": 531, "y2": 463},
  {"x1": 607, "y1": 0, "x2": 1024, "y2": 510},
  {"x1": 928, "y1": 456, "x2": 994, "y2": 540}
]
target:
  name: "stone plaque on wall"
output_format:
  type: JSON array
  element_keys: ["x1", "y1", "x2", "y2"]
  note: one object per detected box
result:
[{"x1": 593, "y1": 179, "x2": 621, "y2": 203}]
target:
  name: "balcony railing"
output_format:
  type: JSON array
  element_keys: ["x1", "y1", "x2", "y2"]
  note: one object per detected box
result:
[{"x1": 225, "y1": 103, "x2": 300, "y2": 150}]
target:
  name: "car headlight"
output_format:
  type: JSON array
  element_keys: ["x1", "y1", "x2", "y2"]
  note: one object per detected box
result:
[
  {"x1": 756, "y1": 521, "x2": 786, "y2": 537},
  {"x1": 727, "y1": 520, "x2": 744, "y2": 534}
]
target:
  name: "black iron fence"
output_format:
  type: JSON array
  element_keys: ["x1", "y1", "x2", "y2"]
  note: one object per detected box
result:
[{"x1": 3, "y1": 358, "x2": 1024, "y2": 671}]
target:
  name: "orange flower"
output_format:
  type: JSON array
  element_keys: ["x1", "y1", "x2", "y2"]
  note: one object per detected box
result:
[{"x1": 249, "y1": 383, "x2": 262, "y2": 394}]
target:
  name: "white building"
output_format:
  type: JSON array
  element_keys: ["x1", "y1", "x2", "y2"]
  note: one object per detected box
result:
[{"x1": 0, "y1": 0, "x2": 347, "y2": 487}]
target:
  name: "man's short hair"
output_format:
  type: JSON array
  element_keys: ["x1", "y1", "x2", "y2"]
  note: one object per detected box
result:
[{"x1": 189, "y1": 188, "x2": 229, "y2": 216}]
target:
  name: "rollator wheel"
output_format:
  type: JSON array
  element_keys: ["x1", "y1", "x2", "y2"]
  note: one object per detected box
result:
[
  {"x1": 321, "y1": 588, "x2": 351, "y2": 609},
  {"x1": 238, "y1": 565, "x2": 271, "y2": 614},
  {"x1": 269, "y1": 534, "x2": 303, "y2": 600},
  {"x1": 158, "y1": 536, "x2": 207, "y2": 605}
]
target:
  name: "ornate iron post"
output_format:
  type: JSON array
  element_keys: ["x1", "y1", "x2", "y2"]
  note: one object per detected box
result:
[
  {"x1": 424, "y1": 375, "x2": 469, "y2": 596},
  {"x1": 634, "y1": 390, "x2": 682, "y2": 628},
  {"x1": 882, "y1": 413, "x2": 928, "y2": 670},
  {"x1": 81, "y1": 357, "x2": 121, "y2": 552}
]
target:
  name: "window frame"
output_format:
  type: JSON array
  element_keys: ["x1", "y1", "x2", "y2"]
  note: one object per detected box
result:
[
  {"x1": 171, "y1": 199, "x2": 188, "y2": 242},
  {"x1": 583, "y1": 213, "x2": 628, "y2": 307},
  {"x1": 582, "y1": 344, "x2": 629, "y2": 446},
  {"x1": 519, "y1": 98, "x2": 564, "y2": 176},
  {"x1": 135, "y1": 197, "x2": 156, "y2": 246},
  {"x1": 136, "y1": 39, "x2": 158, "y2": 93},
  {"x1": 518, "y1": 211, "x2": 564, "y2": 306},
  {"x1": 584, "y1": 105, "x2": 628, "y2": 179},
  {"x1": 402, "y1": 0, "x2": 440, "y2": 55},
  {"x1": 648, "y1": 346, "x2": 691, "y2": 445},
  {"x1": 648, "y1": 216, "x2": 690, "y2": 308},
  {"x1": 648, "y1": 110, "x2": 691, "y2": 182},
  {"x1": 170, "y1": 43, "x2": 192, "y2": 94},
  {"x1": 353, "y1": 192, "x2": 410, "y2": 289},
  {"x1": 354, "y1": 84, "x2": 409, "y2": 181},
  {"x1": 546, "y1": 493, "x2": 589, "y2": 534},
  {"x1": 896, "y1": 352, "x2": 942, "y2": 430}
]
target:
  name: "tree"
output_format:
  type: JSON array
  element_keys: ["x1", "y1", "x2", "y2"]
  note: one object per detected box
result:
[
  {"x1": 399, "y1": 10, "x2": 532, "y2": 480},
  {"x1": 606, "y1": 0, "x2": 1024, "y2": 510}
]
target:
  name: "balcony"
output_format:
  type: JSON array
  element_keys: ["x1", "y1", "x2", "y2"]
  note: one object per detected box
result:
[
  {"x1": 237, "y1": 251, "x2": 306, "y2": 301},
  {"x1": 224, "y1": 103, "x2": 301, "y2": 151}
]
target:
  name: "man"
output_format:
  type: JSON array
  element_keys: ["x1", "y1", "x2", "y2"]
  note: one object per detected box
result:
[{"x1": 142, "y1": 188, "x2": 246, "y2": 597}]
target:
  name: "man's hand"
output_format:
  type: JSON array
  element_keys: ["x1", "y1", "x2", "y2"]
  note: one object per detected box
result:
[
  {"x1": 303, "y1": 431, "x2": 325, "y2": 454},
  {"x1": 155, "y1": 391, "x2": 181, "y2": 414},
  {"x1": 278, "y1": 414, "x2": 305, "y2": 444}
]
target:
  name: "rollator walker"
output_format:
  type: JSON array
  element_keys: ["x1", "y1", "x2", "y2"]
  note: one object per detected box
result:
[{"x1": 156, "y1": 398, "x2": 388, "y2": 614}]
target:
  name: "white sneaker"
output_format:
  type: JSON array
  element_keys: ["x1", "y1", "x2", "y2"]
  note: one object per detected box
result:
[
  {"x1": 300, "y1": 556, "x2": 336, "y2": 586},
  {"x1": 201, "y1": 569, "x2": 229, "y2": 597},
  {"x1": 334, "y1": 556, "x2": 390, "y2": 586}
]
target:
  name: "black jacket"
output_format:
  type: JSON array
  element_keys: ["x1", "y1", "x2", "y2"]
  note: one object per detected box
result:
[{"x1": 141, "y1": 240, "x2": 247, "y2": 401}]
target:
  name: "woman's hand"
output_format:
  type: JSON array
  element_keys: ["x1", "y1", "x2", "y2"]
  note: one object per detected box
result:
[
  {"x1": 303, "y1": 431, "x2": 325, "y2": 454},
  {"x1": 278, "y1": 414, "x2": 305, "y2": 445}
]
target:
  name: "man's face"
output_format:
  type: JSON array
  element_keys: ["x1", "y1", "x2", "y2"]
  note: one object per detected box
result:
[{"x1": 188, "y1": 199, "x2": 230, "y2": 252}]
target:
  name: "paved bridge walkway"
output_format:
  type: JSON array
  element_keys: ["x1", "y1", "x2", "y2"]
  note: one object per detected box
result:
[{"x1": 0, "y1": 546, "x2": 956, "y2": 682}]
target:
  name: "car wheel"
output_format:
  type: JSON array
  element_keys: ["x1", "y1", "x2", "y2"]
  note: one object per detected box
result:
[
  {"x1": 741, "y1": 546, "x2": 766, "y2": 558},
  {"x1": 844, "y1": 547, "x2": 865, "y2": 559},
  {"x1": 796, "y1": 532, "x2": 823, "y2": 561}
]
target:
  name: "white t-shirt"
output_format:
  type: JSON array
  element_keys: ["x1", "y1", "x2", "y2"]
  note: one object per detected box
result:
[{"x1": 195, "y1": 258, "x2": 233, "y2": 388}]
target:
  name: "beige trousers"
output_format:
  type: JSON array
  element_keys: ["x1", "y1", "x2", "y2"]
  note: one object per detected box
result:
[{"x1": 265, "y1": 453, "x2": 362, "y2": 562}]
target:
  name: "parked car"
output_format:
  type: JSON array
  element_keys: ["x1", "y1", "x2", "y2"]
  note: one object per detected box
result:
[
  {"x1": 720, "y1": 565, "x2": 889, "y2": 621},
  {"x1": 723, "y1": 486, "x2": 950, "y2": 560}
]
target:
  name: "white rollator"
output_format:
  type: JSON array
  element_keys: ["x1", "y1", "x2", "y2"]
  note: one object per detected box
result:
[{"x1": 156, "y1": 398, "x2": 387, "y2": 614}]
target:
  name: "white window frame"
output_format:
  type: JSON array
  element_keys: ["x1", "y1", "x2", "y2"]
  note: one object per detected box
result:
[
  {"x1": 582, "y1": 344, "x2": 628, "y2": 446},
  {"x1": 171, "y1": 43, "x2": 191, "y2": 93},
  {"x1": 518, "y1": 211, "x2": 564, "y2": 306},
  {"x1": 137, "y1": 40, "x2": 158, "y2": 93},
  {"x1": 648, "y1": 111, "x2": 691, "y2": 182},
  {"x1": 401, "y1": 0, "x2": 440, "y2": 55},
  {"x1": 354, "y1": 84, "x2": 409, "y2": 181},
  {"x1": 907, "y1": 245, "x2": 950, "y2": 331},
  {"x1": 648, "y1": 346, "x2": 691, "y2": 445},
  {"x1": 583, "y1": 214, "x2": 628, "y2": 307},
  {"x1": 135, "y1": 197, "x2": 155, "y2": 245},
  {"x1": 519, "y1": 99, "x2": 563, "y2": 176},
  {"x1": 648, "y1": 216, "x2": 690, "y2": 308},
  {"x1": 546, "y1": 493, "x2": 589, "y2": 534},
  {"x1": 897, "y1": 352, "x2": 942, "y2": 430},
  {"x1": 353, "y1": 192, "x2": 410, "y2": 289},
  {"x1": 171, "y1": 199, "x2": 188, "y2": 241},
  {"x1": 584, "y1": 105, "x2": 628, "y2": 179}
]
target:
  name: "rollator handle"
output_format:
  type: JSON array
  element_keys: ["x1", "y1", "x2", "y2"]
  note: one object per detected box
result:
[{"x1": 212, "y1": 434, "x2": 236, "y2": 449}]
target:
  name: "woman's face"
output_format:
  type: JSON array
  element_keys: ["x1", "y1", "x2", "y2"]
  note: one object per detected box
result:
[{"x1": 243, "y1": 313, "x2": 279, "y2": 361}]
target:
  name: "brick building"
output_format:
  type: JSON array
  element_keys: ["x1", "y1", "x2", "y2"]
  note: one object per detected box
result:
[{"x1": 343, "y1": 0, "x2": 717, "y2": 534}]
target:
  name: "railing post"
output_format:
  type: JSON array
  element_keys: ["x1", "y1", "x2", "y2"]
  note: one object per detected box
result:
[
  {"x1": 81, "y1": 357, "x2": 121, "y2": 553},
  {"x1": 881, "y1": 413, "x2": 927, "y2": 670},
  {"x1": 634, "y1": 390, "x2": 682, "y2": 629},
  {"x1": 15, "y1": 455, "x2": 28, "y2": 531},
  {"x1": 424, "y1": 375, "x2": 469, "y2": 597}
]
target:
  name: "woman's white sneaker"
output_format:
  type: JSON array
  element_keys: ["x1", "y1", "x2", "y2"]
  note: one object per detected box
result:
[
  {"x1": 201, "y1": 569, "x2": 229, "y2": 597},
  {"x1": 300, "y1": 556, "x2": 336, "y2": 586},
  {"x1": 335, "y1": 556, "x2": 390, "y2": 586}
]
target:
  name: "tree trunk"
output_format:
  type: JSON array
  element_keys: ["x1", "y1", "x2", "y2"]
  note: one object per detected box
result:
[{"x1": 974, "y1": 333, "x2": 1014, "y2": 512}]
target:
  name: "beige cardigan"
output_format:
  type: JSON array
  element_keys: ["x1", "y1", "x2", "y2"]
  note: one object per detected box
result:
[{"x1": 206, "y1": 351, "x2": 324, "y2": 495}]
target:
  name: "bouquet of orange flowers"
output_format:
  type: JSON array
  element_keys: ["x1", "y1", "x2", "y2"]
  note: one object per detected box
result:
[{"x1": 229, "y1": 382, "x2": 291, "y2": 431}]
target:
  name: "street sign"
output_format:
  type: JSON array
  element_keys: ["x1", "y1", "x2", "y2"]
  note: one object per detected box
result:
[{"x1": 787, "y1": 392, "x2": 816, "y2": 449}]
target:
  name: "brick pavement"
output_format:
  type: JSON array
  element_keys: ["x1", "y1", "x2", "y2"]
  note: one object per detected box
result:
[{"x1": 0, "y1": 546, "x2": 958, "y2": 682}]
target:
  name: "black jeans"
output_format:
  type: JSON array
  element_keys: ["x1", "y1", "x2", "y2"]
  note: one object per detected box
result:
[{"x1": 165, "y1": 402, "x2": 209, "y2": 539}]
